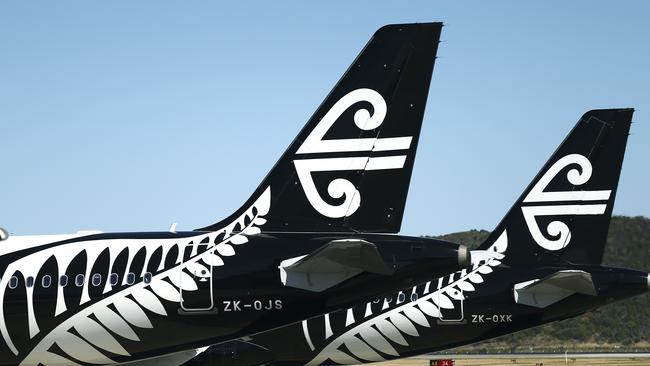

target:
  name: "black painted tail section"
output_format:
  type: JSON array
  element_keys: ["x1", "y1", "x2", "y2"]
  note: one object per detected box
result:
[
  {"x1": 479, "y1": 109, "x2": 634, "y2": 265},
  {"x1": 198, "y1": 23, "x2": 442, "y2": 233}
]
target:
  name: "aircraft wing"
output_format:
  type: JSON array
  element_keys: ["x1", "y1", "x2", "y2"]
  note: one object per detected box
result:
[
  {"x1": 514, "y1": 270, "x2": 598, "y2": 308},
  {"x1": 279, "y1": 239, "x2": 394, "y2": 292}
]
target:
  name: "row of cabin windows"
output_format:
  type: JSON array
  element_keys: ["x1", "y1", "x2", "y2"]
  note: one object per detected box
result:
[
  {"x1": 7, "y1": 272, "x2": 153, "y2": 290},
  {"x1": 371, "y1": 292, "x2": 419, "y2": 304}
]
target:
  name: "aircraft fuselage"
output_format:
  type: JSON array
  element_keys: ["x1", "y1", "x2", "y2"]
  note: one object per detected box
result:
[
  {"x1": 198, "y1": 240, "x2": 649, "y2": 366},
  {"x1": 0, "y1": 229, "x2": 465, "y2": 365}
]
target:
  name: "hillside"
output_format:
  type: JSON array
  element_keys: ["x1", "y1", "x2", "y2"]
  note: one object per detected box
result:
[{"x1": 434, "y1": 216, "x2": 650, "y2": 352}]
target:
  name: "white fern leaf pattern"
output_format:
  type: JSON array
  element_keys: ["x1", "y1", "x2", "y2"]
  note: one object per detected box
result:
[
  {"x1": 94, "y1": 306, "x2": 139, "y2": 341},
  {"x1": 403, "y1": 306, "x2": 429, "y2": 328},
  {"x1": 2, "y1": 188, "x2": 272, "y2": 366},
  {"x1": 358, "y1": 326, "x2": 398, "y2": 357},
  {"x1": 305, "y1": 230, "x2": 508, "y2": 366},
  {"x1": 131, "y1": 288, "x2": 167, "y2": 316},
  {"x1": 73, "y1": 316, "x2": 129, "y2": 356}
]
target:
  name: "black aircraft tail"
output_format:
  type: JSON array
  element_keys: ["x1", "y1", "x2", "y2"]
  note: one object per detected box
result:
[
  {"x1": 478, "y1": 109, "x2": 634, "y2": 265},
  {"x1": 197, "y1": 23, "x2": 442, "y2": 233}
]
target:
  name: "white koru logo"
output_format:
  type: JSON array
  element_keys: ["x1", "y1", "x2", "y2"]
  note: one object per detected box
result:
[
  {"x1": 521, "y1": 154, "x2": 612, "y2": 251},
  {"x1": 293, "y1": 88, "x2": 412, "y2": 218}
]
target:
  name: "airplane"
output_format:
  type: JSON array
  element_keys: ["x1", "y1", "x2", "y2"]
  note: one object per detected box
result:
[
  {"x1": 190, "y1": 108, "x2": 650, "y2": 366},
  {"x1": 0, "y1": 22, "x2": 480, "y2": 366}
]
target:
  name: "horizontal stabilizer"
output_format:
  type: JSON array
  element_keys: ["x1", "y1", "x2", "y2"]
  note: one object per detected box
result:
[
  {"x1": 279, "y1": 239, "x2": 393, "y2": 292},
  {"x1": 514, "y1": 270, "x2": 597, "y2": 308}
]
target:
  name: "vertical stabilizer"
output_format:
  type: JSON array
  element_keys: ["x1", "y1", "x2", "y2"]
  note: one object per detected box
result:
[
  {"x1": 198, "y1": 23, "x2": 443, "y2": 233},
  {"x1": 479, "y1": 109, "x2": 633, "y2": 265}
]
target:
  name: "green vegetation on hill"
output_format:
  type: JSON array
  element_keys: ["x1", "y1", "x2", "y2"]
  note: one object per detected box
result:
[{"x1": 434, "y1": 216, "x2": 650, "y2": 352}]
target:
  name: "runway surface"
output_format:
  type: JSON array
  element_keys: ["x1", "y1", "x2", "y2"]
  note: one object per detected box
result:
[{"x1": 372, "y1": 353, "x2": 650, "y2": 366}]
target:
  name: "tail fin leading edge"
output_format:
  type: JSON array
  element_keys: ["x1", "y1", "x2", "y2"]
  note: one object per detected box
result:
[
  {"x1": 479, "y1": 109, "x2": 634, "y2": 265},
  {"x1": 198, "y1": 23, "x2": 443, "y2": 233}
]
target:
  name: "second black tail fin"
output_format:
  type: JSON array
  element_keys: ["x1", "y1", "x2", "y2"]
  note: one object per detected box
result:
[
  {"x1": 197, "y1": 23, "x2": 442, "y2": 233},
  {"x1": 479, "y1": 109, "x2": 634, "y2": 265}
]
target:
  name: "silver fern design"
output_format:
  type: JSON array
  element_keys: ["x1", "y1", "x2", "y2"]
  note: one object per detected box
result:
[
  {"x1": 0, "y1": 188, "x2": 270, "y2": 366},
  {"x1": 304, "y1": 231, "x2": 508, "y2": 366}
]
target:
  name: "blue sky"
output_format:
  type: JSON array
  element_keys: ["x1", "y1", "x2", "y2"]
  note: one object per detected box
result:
[{"x1": 1, "y1": 1, "x2": 648, "y2": 236}]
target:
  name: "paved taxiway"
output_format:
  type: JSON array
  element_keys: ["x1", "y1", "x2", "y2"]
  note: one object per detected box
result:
[{"x1": 374, "y1": 354, "x2": 650, "y2": 366}]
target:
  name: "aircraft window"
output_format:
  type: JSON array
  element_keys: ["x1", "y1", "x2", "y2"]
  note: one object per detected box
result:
[
  {"x1": 26, "y1": 276, "x2": 34, "y2": 288},
  {"x1": 411, "y1": 293, "x2": 418, "y2": 301},
  {"x1": 75, "y1": 274, "x2": 85, "y2": 287},
  {"x1": 126, "y1": 272, "x2": 136, "y2": 285},
  {"x1": 397, "y1": 292, "x2": 406, "y2": 303},
  {"x1": 110, "y1": 273, "x2": 119, "y2": 286},
  {"x1": 42, "y1": 275, "x2": 52, "y2": 288},
  {"x1": 60, "y1": 275, "x2": 68, "y2": 287},
  {"x1": 92, "y1": 274, "x2": 101, "y2": 287},
  {"x1": 9, "y1": 276, "x2": 18, "y2": 289},
  {"x1": 143, "y1": 272, "x2": 152, "y2": 284}
]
